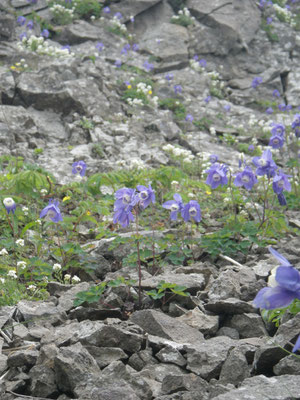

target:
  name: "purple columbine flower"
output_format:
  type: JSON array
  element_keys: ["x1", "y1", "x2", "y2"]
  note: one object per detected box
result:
[
  {"x1": 132, "y1": 43, "x2": 139, "y2": 51},
  {"x1": 143, "y1": 61, "x2": 154, "y2": 72},
  {"x1": 278, "y1": 103, "x2": 286, "y2": 112},
  {"x1": 266, "y1": 17, "x2": 273, "y2": 24},
  {"x1": 113, "y1": 207, "x2": 134, "y2": 228},
  {"x1": 41, "y1": 29, "x2": 49, "y2": 38},
  {"x1": 40, "y1": 199, "x2": 63, "y2": 223},
  {"x1": 251, "y1": 76, "x2": 263, "y2": 89},
  {"x1": 115, "y1": 59, "x2": 122, "y2": 68},
  {"x1": 72, "y1": 161, "x2": 86, "y2": 177},
  {"x1": 291, "y1": 114, "x2": 300, "y2": 130},
  {"x1": 162, "y1": 193, "x2": 184, "y2": 221},
  {"x1": 272, "y1": 170, "x2": 292, "y2": 194},
  {"x1": 204, "y1": 95, "x2": 211, "y2": 104},
  {"x1": 3, "y1": 198, "x2": 16, "y2": 214},
  {"x1": 17, "y1": 16, "x2": 26, "y2": 26},
  {"x1": 114, "y1": 12, "x2": 122, "y2": 19},
  {"x1": 185, "y1": 114, "x2": 194, "y2": 122},
  {"x1": 292, "y1": 335, "x2": 300, "y2": 353},
  {"x1": 271, "y1": 123, "x2": 285, "y2": 136},
  {"x1": 252, "y1": 149, "x2": 277, "y2": 177},
  {"x1": 224, "y1": 104, "x2": 231, "y2": 112},
  {"x1": 272, "y1": 89, "x2": 280, "y2": 98},
  {"x1": 248, "y1": 144, "x2": 255, "y2": 152},
  {"x1": 61, "y1": 45, "x2": 71, "y2": 52},
  {"x1": 205, "y1": 163, "x2": 228, "y2": 189},
  {"x1": 199, "y1": 59, "x2": 207, "y2": 68},
  {"x1": 295, "y1": 127, "x2": 300, "y2": 138},
  {"x1": 165, "y1": 73, "x2": 174, "y2": 83},
  {"x1": 114, "y1": 188, "x2": 137, "y2": 210},
  {"x1": 269, "y1": 134, "x2": 285, "y2": 149},
  {"x1": 253, "y1": 247, "x2": 300, "y2": 310},
  {"x1": 103, "y1": 6, "x2": 110, "y2": 13},
  {"x1": 26, "y1": 20, "x2": 34, "y2": 30},
  {"x1": 266, "y1": 107, "x2": 273, "y2": 114},
  {"x1": 181, "y1": 200, "x2": 201, "y2": 223},
  {"x1": 19, "y1": 32, "x2": 27, "y2": 40},
  {"x1": 193, "y1": 55, "x2": 199, "y2": 61},
  {"x1": 277, "y1": 193, "x2": 287, "y2": 206},
  {"x1": 209, "y1": 154, "x2": 219, "y2": 163},
  {"x1": 121, "y1": 44, "x2": 130, "y2": 55},
  {"x1": 136, "y1": 184, "x2": 155, "y2": 209},
  {"x1": 96, "y1": 42, "x2": 104, "y2": 51},
  {"x1": 286, "y1": 104, "x2": 292, "y2": 112},
  {"x1": 234, "y1": 167, "x2": 258, "y2": 191},
  {"x1": 174, "y1": 84, "x2": 182, "y2": 94}
]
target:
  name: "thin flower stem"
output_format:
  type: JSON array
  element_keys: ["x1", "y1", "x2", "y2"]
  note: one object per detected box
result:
[
  {"x1": 135, "y1": 210, "x2": 142, "y2": 309},
  {"x1": 5, "y1": 212, "x2": 15, "y2": 237},
  {"x1": 228, "y1": 171, "x2": 237, "y2": 225},
  {"x1": 246, "y1": 192, "x2": 262, "y2": 223}
]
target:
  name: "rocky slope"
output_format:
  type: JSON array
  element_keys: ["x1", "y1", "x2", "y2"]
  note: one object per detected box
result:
[{"x1": 0, "y1": 0, "x2": 300, "y2": 399}]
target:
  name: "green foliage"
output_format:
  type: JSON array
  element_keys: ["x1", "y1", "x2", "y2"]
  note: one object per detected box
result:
[
  {"x1": 237, "y1": 143, "x2": 261, "y2": 156},
  {"x1": 8, "y1": 170, "x2": 51, "y2": 197},
  {"x1": 261, "y1": 19, "x2": 279, "y2": 42},
  {"x1": 80, "y1": 117, "x2": 94, "y2": 130},
  {"x1": 263, "y1": 299, "x2": 300, "y2": 328},
  {"x1": 74, "y1": 0, "x2": 102, "y2": 19},
  {"x1": 0, "y1": 279, "x2": 48, "y2": 306},
  {"x1": 209, "y1": 86, "x2": 224, "y2": 99},
  {"x1": 159, "y1": 98, "x2": 186, "y2": 120},
  {"x1": 193, "y1": 117, "x2": 212, "y2": 131},
  {"x1": 171, "y1": 15, "x2": 193, "y2": 27},
  {"x1": 146, "y1": 281, "x2": 189, "y2": 301}
]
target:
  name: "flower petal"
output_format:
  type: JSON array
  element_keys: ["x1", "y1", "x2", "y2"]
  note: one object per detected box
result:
[
  {"x1": 269, "y1": 247, "x2": 292, "y2": 267},
  {"x1": 253, "y1": 286, "x2": 296, "y2": 309},
  {"x1": 275, "y1": 266, "x2": 300, "y2": 291},
  {"x1": 292, "y1": 334, "x2": 300, "y2": 353}
]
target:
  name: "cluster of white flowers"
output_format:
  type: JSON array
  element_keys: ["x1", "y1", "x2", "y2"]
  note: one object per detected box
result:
[
  {"x1": 206, "y1": 70, "x2": 225, "y2": 89},
  {"x1": 22, "y1": 206, "x2": 29, "y2": 215},
  {"x1": 129, "y1": 158, "x2": 146, "y2": 169},
  {"x1": 110, "y1": 16, "x2": 127, "y2": 33},
  {"x1": 72, "y1": 275, "x2": 81, "y2": 284},
  {"x1": 50, "y1": 3, "x2": 74, "y2": 19},
  {"x1": 273, "y1": 3, "x2": 296, "y2": 27},
  {"x1": 16, "y1": 239, "x2": 24, "y2": 247},
  {"x1": 53, "y1": 263, "x2": 62, "y2": 272},
  {"x1": 0, "y1": 278, "x2": 5, "y2": 284},
  {"x1": 162, "y1": 144, "x2": 195, "y2": 163},
  {"x1": 17, "y1": 261, "x2": 27, "y2": 270},
  {"x1": 18, "y1": 36, "x2": 74, "y2": 58},
  {"x1": 189, "y1": 59, "x2": 205, "y2": 73},
  {"x1": 7, "y1": 270, "x2": 17, "y2": 279},
  {"x1": 64, "y1": 274, "x2": 71, "y2": 283},
  {"x1": 40, "y1": 189, "x2": 48, "y2": 195},
  {"x1": 171, "y1": 7, "x2": 195, "y2": 24},
  {"x1": 27, "y1": 284, "x2": 37, "y2": 291},
  {"x1": 0, "y1": 249, "x2": 8, "y2": 256},
  {"x1": 127, "y1": 98, "x2": 144, "y2": 106}
]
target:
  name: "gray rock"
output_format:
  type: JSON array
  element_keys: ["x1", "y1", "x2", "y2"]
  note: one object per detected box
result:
[
  {"x1": 56, "y1": 282, "x2": 91, "y2": 312},
  {"x1": 204, "y1": 298, "x2": 255, "y2": 315},
  {"x1": 273, "y1": 355, "x2": 300, "y2": 375},
  {"x1": 216, "y1": 327, "x2": 239, "y2": 340},
  {"x1": 0, "y1": 14, "x2": 15, "y2": 41},
  {"x1": 141, "y1": 273, "x2": 205, "y2": 293},
  {"x1": 188, "y1": 0, "x2": 260, "y2": 55},
  {"x1": 84, "y1": 346, "x2": 128, "y2": 368},
  {"x1": 161, "y1": 373, "x2": 208, "y2": 395},
  {"x1": 156, "y1": 346, "x2": 187, "y2": 367},
  {"x1": 128, "y1": 348, "x2": 158, "y2": 371},
  {"x1": 29, "y1": 365, "x2": 58, "y2": 398},
  {"x1": 17, "y1": 300, "x2": 66, "y2": 325},
  {"x1": 228, "y1": 313, "x2": 268, "y2": 338},
  {"x1": 185, "y1": 336, "x2": 235, "y2": 380},
  {"x1": 177, "y1": 307, "x2": 219, "y2": 335},
  {"x1": 212, "y1": 374, "x2": 300, "y2": 400},
  {"x1": 130, "y1": 310, "x2": 205, "y2": 344},
  {"x1": 7, "y1": 349, "x2": 39, "y2": 368},
  {"x1": 54, "y1": 342, "x2": 101, "y2": 394},
  {"x1": 219, "y1": 347, "x2": 250, "y2": 386},
  {"x1": 207, "y1": 269, "x2": 240, "y2": 301}
]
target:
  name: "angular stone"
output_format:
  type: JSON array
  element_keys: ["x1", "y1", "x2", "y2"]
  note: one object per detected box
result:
[
  {"x1": 204, "y1": 298, "x2": 255, "y2": 315},
  {"x1": 156, "y1": 346, "x2": 187, "y2": 367},
  {"x1": 207, "y1": 269, "x2": 241, "y2": 301},
  {"x1": 228, "y1": 313, "x2": 268, "y2": 338},
  {"x1": 29, "y1": 365, "x2": 58, "y2": 398},
  {"x1": 54, "y1": 342, "x2": 101, "y2": 393},
  {"x1": 17, "y1": 300, "x2": 65, "y2": 325},
  {"x1": 212, "y1": 374, "x2": 300, "y2": 400},
  {"x1": 141, "y1": 273, "x2": 205, "y2": 293},
  {"x1": 273, "y1": 355, "x2": 300, "y2": 376},
  {"x1": 130, "y1": 310, "x2": 204, "y2": 344},
  {"x1": 56, "y1": 282, "x2": 91, "y2": 312},
  {"x1": 185, "y1": 337, "x2": 235, "y2": 380},
  {"x1": 161, "y1": 373, "x2": 208, "y2": 395},
  {"x1": 7, "y1": 349, "x2": 39, "y2": 368},
  {"x1": 177, "y1": 307, "x2": 219, "y2": 335},
  {"x1": 219, "y1": 347, "x2": 250, "y2": 386},
  {"x1": 84, "y1": 346, "x2": 128, "y2": 368}
]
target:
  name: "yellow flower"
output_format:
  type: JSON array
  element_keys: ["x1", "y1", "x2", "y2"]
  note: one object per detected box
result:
[
  {"x1": 127, "y1": 84, "x2": 132, "y2": 89},
  {"x1": 10, "y1": 66, "x2": 16, "y2": 70},
  {"x1": 86, "y1": 211, "x2": 91, "y2": 215},
  {"x1": 206, "y1": 190, "x2": 212, "y2": 195},
  {"x1": 63, "y1": 196, "x2": 71, "y2": 202},
  {"x1": 15, "y1": 62, "x2": 21, "y2": 67},
  {"x1": 148, "y1": 90, "x2": 152, "y2": 95}
]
